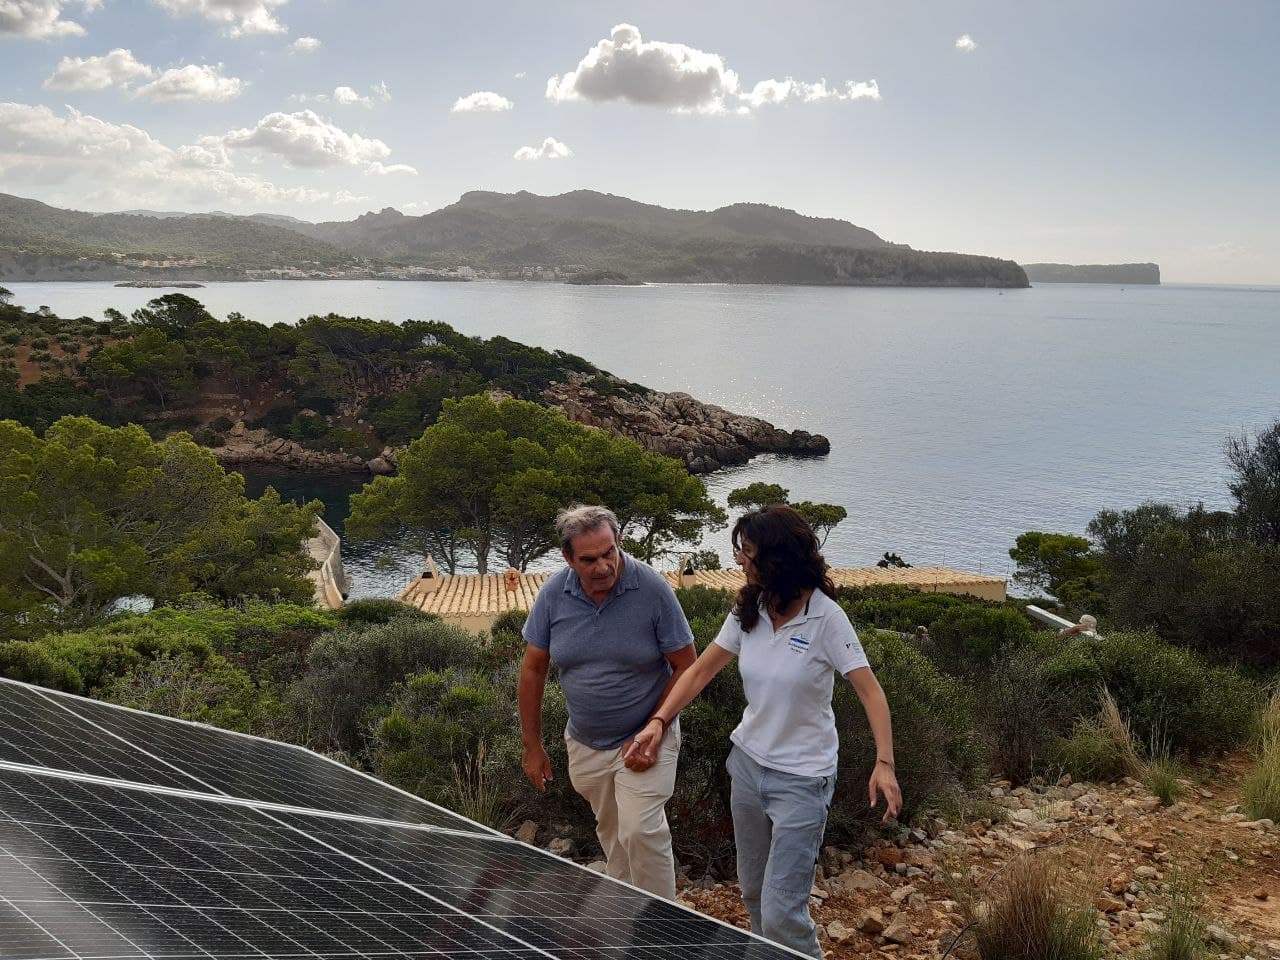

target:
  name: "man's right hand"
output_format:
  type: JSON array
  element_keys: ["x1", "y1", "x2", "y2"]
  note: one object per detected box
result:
[{"x1": 522, "y1": 743, "x2": 553, "y2": 792}]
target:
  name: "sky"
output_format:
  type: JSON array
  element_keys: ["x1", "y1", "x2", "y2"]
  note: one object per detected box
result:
[{"x1": 1, "y1": 1, "x2": 1277, "y2": 283}]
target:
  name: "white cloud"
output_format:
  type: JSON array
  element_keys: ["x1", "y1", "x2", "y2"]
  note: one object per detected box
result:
[
  {"x1": 134, "y1": 64, "x2": 245, "y2": 102},
  {"x1": 546, "y1": 23, "x2": 738, "y2": 113},
  {"x1": 0, "y1": 0, "x2": 98, "y2": 38},
  {"x1": 547, "y1": 24, "x2": 878, "y2": 115},
  {"x1": 0, "y1": 101, "x2": 338, "y2": 208},
  {"x1": 151, "y1": 0, "x2": 287, "y2": 37},
  {"x1": 739, "y1": 77, "x2": 880, "y2": 108},
  {"x1": 365, "y1": 161, "x2": 416, "y2": 175},
  {"x1": 44, "y1": 48, "x2": 156, "y2": 91},
  {"x1": 333, "y1": 85, "x2": 370, "y2": 107},
  {"x1": 955, "y1": 34, "x2": 978, "y2": 53},
  {"x1": 513, "y1": 136, "x2": 571, "y2": 161},
  {"x1": 513, "y1": 71, "x2": 527, "y2": 80},
  {"x1": 288, "y1": 35, "x2": 320, "y2": 54},
  {"x1": 451, "y1": 91, "x2": 513, "y2": 113},
  {"x1": 372, "y1": 80, "x2": 391, "y2": 103},
  {"x1": 212, "y1": 109, "x2": 411, "y2": 174}
]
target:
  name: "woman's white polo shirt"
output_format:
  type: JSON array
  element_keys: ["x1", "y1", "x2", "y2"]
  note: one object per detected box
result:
[{"x1": 712, "y1": 590, "x2": 868, "y2": 778}]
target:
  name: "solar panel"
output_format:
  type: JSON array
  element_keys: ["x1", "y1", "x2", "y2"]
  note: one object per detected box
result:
[
  {"x1": 0, "y1": 768, "x2": 544, "y2": 959},
  {"x1": 0, "y1": 678, "x2": 803, "y2": 959},
  {"x1": 0, "y1": 682, "x2": 205, "y2": 792},
  {"x1": 3, "y1": 678, "x2": 486, "y2": 833}
]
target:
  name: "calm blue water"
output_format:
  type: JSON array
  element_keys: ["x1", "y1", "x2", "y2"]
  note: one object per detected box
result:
[{"x1": 8, "y1": 280, "x2": 1278, "y2": 597}]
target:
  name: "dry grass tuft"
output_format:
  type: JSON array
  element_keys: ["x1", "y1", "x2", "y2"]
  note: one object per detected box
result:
[
  {"x1": 1243, "y1": 688, "x2": 1280, "y2": 821},
  {"x1": 956, "y1": 851, "x2": 1103, "y2": 960}
]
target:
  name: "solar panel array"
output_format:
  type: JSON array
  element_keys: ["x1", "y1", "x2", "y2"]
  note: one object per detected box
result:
[{"x1": 0, "y1": 677, "x2": 801, "y2": 959}]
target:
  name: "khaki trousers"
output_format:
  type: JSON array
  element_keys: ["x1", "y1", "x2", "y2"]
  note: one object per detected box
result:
[{"x1": 565, "y1": 719, "x2": 680, "y2": 899}]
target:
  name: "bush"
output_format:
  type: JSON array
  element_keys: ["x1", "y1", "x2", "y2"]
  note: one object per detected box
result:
[
  {"x1": 830, "y1": 630, "x2": 985, "y2": 839},
  {"x1": 491, "y1": 609, "x2": 529, "y2": 636},
  {"x1": 927, "y1": 605, "x2": 1036, "y2": 673},
  {"x1": 0, "y1": 641, "x2": 84, "y2": 692},
  {"x1": 289, "y1": 617, "x2": 483, "y2": 756},
  {"x1": 1142, "y1": 872, "x2": 1208, "y2": 960},
  {"x1": 1051, "y1": 717, "x2": 1132, "y2": 783},
  {"x1": 97, "y1": 651, "x2": 279, "y2": 734},
  {"x1": 982, "y1": 643, "x2": 1081, "y2": 783},
  {"x1": 1044, "y1": 631, "x2": 1259, "y2": 759},
  {"x1": 837, "y1": 586, "x2": 977, "y2": 634},
  {"x1": 373, "y1": 667, "x2": 519, "y2": 822},
  {"x1": 5, "y1": 622, "x2": 213, "y2": 694},
  {"x1": 337, "y1": 598, "x2": 439, "y2": 626}
]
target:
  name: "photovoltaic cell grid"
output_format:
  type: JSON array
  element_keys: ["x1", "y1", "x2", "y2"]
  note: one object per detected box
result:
[
  {"x1": 0, "y1": 678, "x2": 800, "y2": 960},
  {"x1": 0, "y1": 683, "x2": 205, "y2": 792},
  {"x1": 12, "y1": 680, "x2": 486, "y2": 833},
  {"x1": 0, "y1": 768, "x2": 543, "y2": 959}
]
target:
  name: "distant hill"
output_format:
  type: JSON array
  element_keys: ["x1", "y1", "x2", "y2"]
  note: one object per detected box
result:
[
  {"x1": 291, "y1": 189, "x2": 1025, "y2": 286},
  {"x1": 1023, "y1": 262, "x2": 1160, "y2": 284},
  {"x1": 0, "y1": 193, "x2": 349, "y2": 269},
  {"x1": 1, "y1": 189, "x2": 1029, "y2": 287}
]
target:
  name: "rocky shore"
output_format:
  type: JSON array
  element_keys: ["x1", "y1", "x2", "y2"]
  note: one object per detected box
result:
[
  {"x1": 212, "y1": 423, "x2": 372, "y2": 472},
  {"x1": 211, "y1": 377, "x2": 829, "y2": 477},
  {"x1": 544, "y1": 374, "x2": 830, "y2": 473}
]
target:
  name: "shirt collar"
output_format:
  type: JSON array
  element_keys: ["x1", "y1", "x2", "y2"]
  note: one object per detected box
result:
[{"x1": 758, "y1": 592, "x2": 822, "y2": 629}]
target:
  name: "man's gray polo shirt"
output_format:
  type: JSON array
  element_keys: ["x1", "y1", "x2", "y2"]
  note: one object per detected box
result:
[{"x1": 523, "y1": 554, "x2": 694, "y2": 750}]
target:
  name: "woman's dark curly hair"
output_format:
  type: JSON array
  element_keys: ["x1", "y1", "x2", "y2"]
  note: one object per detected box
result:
[{"x1": 732, "y1": 505, "x2": 836, "y2": 632}]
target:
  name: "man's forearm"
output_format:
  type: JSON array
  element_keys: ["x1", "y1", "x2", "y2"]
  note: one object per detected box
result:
[{"x1": 518, "y1": 669, "x2": 547, "y2": 747}]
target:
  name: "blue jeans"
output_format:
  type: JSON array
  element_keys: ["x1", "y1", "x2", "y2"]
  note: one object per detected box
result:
[{"x1": 727, "y1": 744, "x2": 835, "y2": 958}]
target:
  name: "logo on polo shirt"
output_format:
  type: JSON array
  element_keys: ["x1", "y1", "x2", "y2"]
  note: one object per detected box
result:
[{"x1": 787, "y1": 635, "x2": 810, "y2": 655}]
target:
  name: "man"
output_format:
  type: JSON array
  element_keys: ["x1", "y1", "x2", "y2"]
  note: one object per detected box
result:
[{"x1": 519, "y1": 504, "x2": 696, "y2": 899}]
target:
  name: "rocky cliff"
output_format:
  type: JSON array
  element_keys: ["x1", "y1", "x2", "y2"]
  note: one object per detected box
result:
[{"x1": 543, "y1": 374, "x2": 829, "y2": 473}]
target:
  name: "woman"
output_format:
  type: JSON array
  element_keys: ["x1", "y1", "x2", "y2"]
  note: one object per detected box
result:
[{"x1": 626, "y1": 505, "x2": 901, "y2": 957}]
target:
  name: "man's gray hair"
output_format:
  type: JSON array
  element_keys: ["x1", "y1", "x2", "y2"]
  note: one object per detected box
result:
[{"x1": 556, "y1": 504, "x2": 620, "y2": 555}]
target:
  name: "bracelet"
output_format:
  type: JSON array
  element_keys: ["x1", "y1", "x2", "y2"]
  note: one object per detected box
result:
[
  {"x1": 648, "y1": 715, "x2": 669, "y2": 734},
  {"x1": 876, "y1": 758, "x2": 896, "y2": 770}
]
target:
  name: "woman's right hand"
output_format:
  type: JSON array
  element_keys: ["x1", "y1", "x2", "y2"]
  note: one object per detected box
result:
[{"x1": 622, "y1": 718, "x2": 664, "y2": 770}]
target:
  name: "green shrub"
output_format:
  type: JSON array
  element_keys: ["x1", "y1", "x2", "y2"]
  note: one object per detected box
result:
[
  {"x1": 1143, "y1": 872, "x2": 1208, "y2": 960},
  {"x1": 1145, "y1": 756, "x2": 1183, "y2": 806},
  {"x1": 211, "y1": 416, "x2": 234, "y2": 432},
  {"x1": 832, "y1": 630, "x2": 985, "y2": 835},
  {"x1": 191, "y1": 427, "x2": 224, "y2": 447},
  {"x1": 491, "y1": 609, "x2": 529, "y2": 636},
  {"x1": 373, "y1": 667, "x2": 519, "y2": 821},
  {"x1": 289, "y1": 617, "x2": 483, "y2": 755},
  {"x1": 837, "y1": 585, "x2": 978, "y2": 633},
  {"x1": 336, "y1": 598, "x2": 439, "y2": 626},
  {"x1": 0, "y1": 641, "x2": 84, "y2": 692},
  {"x1": 927, "y1": 605, "x2": 1036, "y2": 673},
  {"x1": 97, "y1": 651, "x2": 279, "y2": 734},
  {"x1": 9, "y1": 623, "x2": 213, "y2": 694},
  {"x1": 1051, "y1": 717, "x2": 1132, "y2": 783},
  {"x1": 29, "y1": 338, "x2": 49, "y2": 349},
  {"x1": 1044, "y1": 631, "x2": 1259, "y2": 759},
  {"x1": 982, "y1": 643, "x2": 1081, "y2": 783}
]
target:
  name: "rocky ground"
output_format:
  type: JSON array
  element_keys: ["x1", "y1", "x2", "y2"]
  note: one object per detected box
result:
[
  {"x1": 520, "y1": 754, "x2": 1277, "y2": 959},
  {"x1": 674, "y1": 755, "x2": 1278, "y2": 958}
]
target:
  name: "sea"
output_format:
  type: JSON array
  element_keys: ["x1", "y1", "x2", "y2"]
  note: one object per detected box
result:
[{"x1": 7, "y1": 279, "x2": 1278, "y2": 599}]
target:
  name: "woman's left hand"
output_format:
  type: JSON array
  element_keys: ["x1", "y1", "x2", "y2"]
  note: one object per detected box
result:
[{"x1": 868, "y1": 764, "x2": 902, "y2": 823}]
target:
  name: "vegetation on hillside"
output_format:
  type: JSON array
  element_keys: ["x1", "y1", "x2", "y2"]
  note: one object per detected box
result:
[{"x1": 0, "y1": 292, "x2": 613, "y2": 454}]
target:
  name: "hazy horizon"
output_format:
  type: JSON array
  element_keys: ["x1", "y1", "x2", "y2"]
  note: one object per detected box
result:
[{"x1": 2, "y1": 1, "x2": 1277, "y2": 284}]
